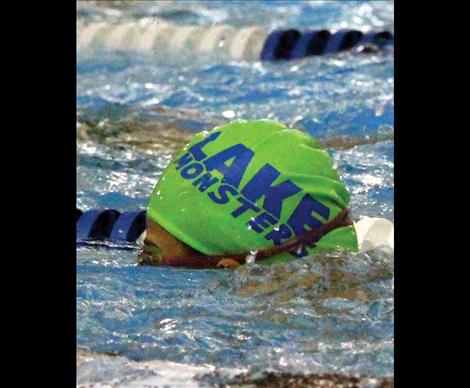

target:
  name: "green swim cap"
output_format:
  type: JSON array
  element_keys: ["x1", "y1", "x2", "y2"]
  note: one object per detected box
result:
[{"x1": 147, "y1": 120, "x2": 358, "y2": 265}]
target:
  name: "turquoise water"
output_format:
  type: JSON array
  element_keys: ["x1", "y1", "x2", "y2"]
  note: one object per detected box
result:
[{"x1": 77, "y1": 0, "x2": 394, "y2": 383}]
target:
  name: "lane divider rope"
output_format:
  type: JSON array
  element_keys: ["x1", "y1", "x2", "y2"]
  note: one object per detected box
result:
[
  {"x1": 77, "y1": 21, "x2": 393, "y2": 60},
  {"x1": 77, "y1": 208, "x2": 146, "y2": 243}
]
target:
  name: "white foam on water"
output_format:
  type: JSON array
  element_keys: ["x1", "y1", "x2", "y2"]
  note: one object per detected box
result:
[{"x1": 77, "y1": 350, "x2": 245, "y2": 387}]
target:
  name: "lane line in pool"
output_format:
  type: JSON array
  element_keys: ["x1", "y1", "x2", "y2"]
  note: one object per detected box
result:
[{"x1": 77, "y1": 20, "x2": 393, "y2": 61}]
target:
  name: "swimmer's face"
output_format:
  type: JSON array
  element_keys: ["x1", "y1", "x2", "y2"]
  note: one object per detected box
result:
[{"x1": 137, "y1": 217, "x2": 200, "y2": 265}]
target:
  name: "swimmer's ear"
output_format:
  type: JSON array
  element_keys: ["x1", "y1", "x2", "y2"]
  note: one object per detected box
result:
[{"x1": 217, "y1": 258, "x2": 242, "y2": 270}]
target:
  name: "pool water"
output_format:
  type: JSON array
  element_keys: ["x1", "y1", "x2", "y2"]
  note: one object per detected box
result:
[{"x1": 77, "y1": 1, "x2": 393, "y2": 385}]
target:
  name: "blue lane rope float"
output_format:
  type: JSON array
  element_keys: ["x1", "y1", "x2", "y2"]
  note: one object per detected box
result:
[
  {"x1": 109, "y1": 210, "x2": 147, "y2": 242},
  {"x1": 360, "y1": 30, "x2": 394, "y2": 47},
  {"x1": 77, "y1": 21, "x2": 393, "y2": 61},
  {"x1": 260, "y1": 29, "x2": 301, "y2": 60},
  {"x1": 322, "y1": 29, "x2": 360, "y2": 54},
  {"x1": 77, "y1": 208, "x2": 146, "y2": 243},
  {"x1": 78, "y1": 209, "x2": 106, "y2": 240},
  {"x1": 338, "y1": 30, "x2": 363, "y2": 51},
  {"x1": 288, "y1": 29, "x2": 331, "y2": 59}
]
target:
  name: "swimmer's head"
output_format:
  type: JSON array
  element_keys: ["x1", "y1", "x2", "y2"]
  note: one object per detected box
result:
[{"x1": 140, "y1": 119, "x2": 358, "y2": 267}]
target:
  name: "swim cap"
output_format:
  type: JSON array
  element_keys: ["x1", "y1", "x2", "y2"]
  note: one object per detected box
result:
[{"x1": 147, "y1": 120, "x2": 358, "y2": 264}]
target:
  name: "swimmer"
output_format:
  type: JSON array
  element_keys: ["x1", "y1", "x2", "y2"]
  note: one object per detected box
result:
[{"x1": 138, "y1": 119, "x2": 392, "y2": 269}]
